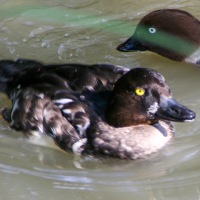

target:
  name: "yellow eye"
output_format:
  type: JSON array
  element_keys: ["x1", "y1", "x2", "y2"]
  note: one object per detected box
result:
[{"x1": 135, "y1": 87, "x2": 145, "y2": 96}]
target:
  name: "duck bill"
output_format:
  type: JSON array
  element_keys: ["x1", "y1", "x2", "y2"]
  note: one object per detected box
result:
[
  {"x1": 117, "y1": 36, "x2": 148, "y2": 52},
  {"x1": 155, "y1": 96, "x2": 195, "y2": 122}
]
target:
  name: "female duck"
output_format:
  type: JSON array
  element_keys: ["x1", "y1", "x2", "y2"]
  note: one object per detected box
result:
[
  {"x1": 0, "y1": 59, "x2": 195, "y2": 159},
  {"x1": 117, "y1": 9, "x2": 200, "y2": 64}
]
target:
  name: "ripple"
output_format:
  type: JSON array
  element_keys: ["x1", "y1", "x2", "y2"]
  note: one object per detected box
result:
[
  {"x1": 1, "y1": 161, "x2": 200, "y2": 193},
  {"x1": 59, "y1": 0, "x2": 97, "y2": 8}
]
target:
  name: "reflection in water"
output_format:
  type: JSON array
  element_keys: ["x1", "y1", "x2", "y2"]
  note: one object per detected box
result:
[{"x1": 0, "y1": 0, "x2": 200, "y2": 199}]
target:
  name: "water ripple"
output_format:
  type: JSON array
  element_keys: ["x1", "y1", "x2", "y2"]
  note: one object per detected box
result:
[{"x1": 1, "y1": 162, "x2": 200, "y2": 192}]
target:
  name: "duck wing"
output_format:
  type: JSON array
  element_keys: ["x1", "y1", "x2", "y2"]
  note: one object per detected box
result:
[{"x1": 1, "y1": 59, "x2": 129, "y2": 153}]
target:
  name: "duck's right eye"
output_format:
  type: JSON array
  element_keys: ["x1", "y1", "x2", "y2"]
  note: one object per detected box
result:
[
  {"x1": 148, "y1": 27, "x2": 157, "y2": 34},
  {"x1": 135, "y1": 87, "x2": 145, "y2": 96}
]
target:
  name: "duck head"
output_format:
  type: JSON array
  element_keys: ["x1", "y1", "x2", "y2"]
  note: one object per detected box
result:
[
  {"x1": 117, "y1": 9, "x2": 200, "y2": 64},
  {"x1": 106, "y1": 67, "x2": 195, "y2": 127}
]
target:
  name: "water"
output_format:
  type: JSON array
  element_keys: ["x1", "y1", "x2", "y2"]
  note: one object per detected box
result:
[{"x1": 0, "y1": 0, "x2": 200, "y2": 199}]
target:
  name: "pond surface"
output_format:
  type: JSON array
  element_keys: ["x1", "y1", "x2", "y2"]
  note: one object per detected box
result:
[{"x1": 1, "y1": 0, "x2": 200, "y2": 199}]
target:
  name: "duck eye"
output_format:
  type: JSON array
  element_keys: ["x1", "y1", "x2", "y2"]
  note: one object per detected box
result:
[
  {"x1": 135, "y1": 87, "x2": 145, "y2": 96},
  {"x1": 149, "y1": 27, "x2": 156, "y2": 34}
]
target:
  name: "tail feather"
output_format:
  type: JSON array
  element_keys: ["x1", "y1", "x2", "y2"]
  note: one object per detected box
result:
[{"x1": 0, "y1": 59, "x2": 43, "y2": 94}]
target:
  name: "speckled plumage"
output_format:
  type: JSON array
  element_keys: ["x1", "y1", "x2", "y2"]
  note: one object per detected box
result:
[{"x1": 0, "y1": 59, "x2": 195, "y2": 159}]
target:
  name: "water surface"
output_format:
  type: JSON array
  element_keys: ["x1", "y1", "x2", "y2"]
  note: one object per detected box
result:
[{"x1": 1, "y1": 0, "x2": 200, "y2": 199}]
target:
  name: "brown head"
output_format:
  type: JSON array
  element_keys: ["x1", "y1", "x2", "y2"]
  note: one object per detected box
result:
[
  {"x1": 117, "y1": 9, "x2": 200, "y2": 64},
  {"x1": 105, "y1": 67, "x2": 195, "y2": 127}
]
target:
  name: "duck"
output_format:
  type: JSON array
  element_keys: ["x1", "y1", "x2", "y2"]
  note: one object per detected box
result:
[
  {"x1": 0, "y1": 59, "x2": 195, "y2": 159},
  {"x1": 117, "y1": 9, "x2": 200, "y2": 64}
]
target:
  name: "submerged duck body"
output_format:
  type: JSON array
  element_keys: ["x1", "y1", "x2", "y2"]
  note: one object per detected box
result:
[
  {"x1": 117, "y1": 9, "x2": 200, "y2": 64},
  {"x1": 0, "y1": 59, "x2": 195, "y2": 159}
]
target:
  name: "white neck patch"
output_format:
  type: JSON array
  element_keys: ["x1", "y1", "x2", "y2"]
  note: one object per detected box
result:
[
  {"x1": 184, "y1": 47, "x2": 200, "y2": 64},
  {"x1": 147, "y1": 102, "x2": 159, "y2": 114}
]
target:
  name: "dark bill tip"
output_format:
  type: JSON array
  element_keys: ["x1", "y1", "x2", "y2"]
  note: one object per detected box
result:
[
  {"x1": 117, "y1": 37, "x2": 148, "y2": 52},
  {"x1": 155, "y1": 97, "x2": 196, "y2": 123},
  {"x1": 117, "y1": 40, "x2": 134, "y2": 52}
]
